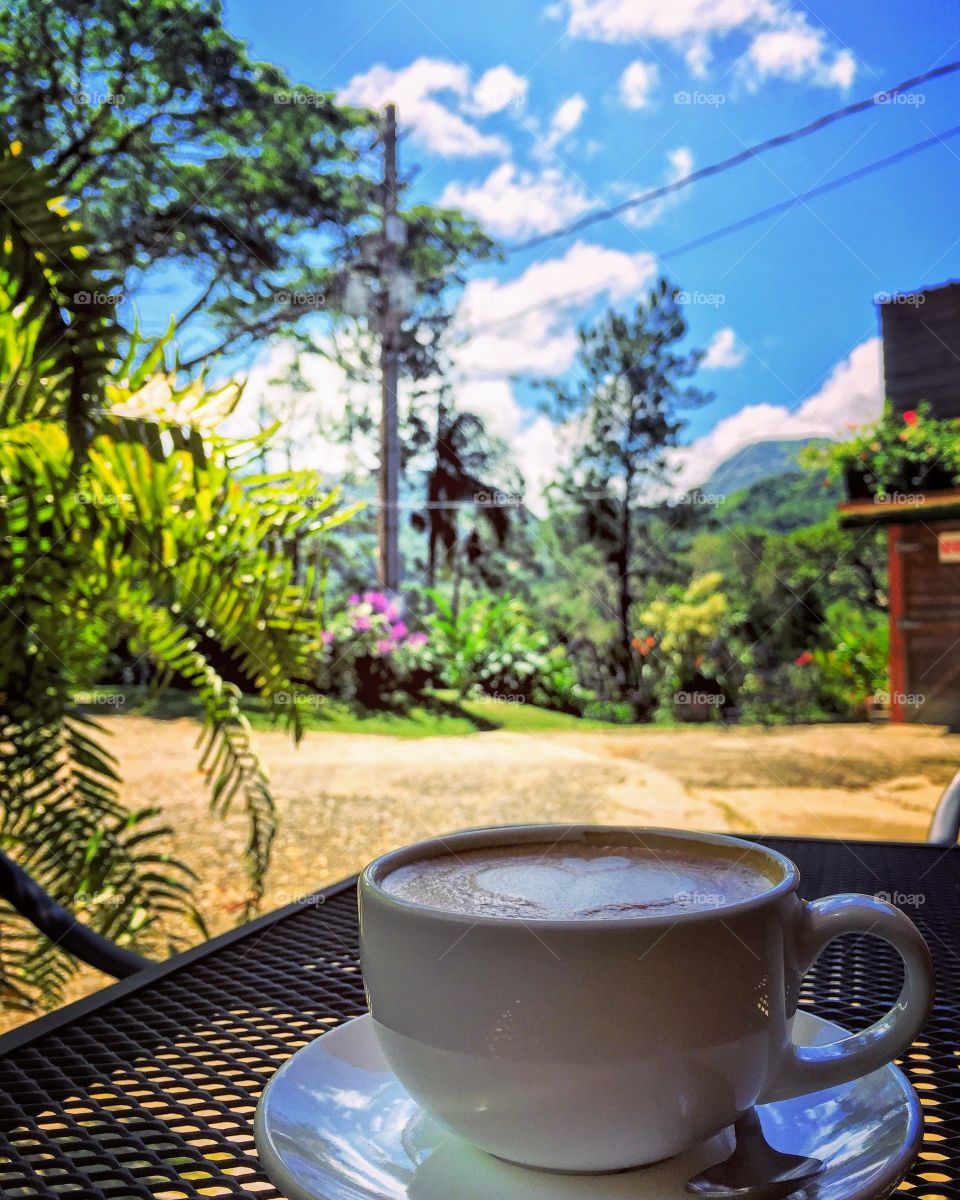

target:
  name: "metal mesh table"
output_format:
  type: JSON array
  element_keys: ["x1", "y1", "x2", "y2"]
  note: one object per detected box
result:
[{"x1": 0, "y1": 836, "x2": 958, "y2": 1199}]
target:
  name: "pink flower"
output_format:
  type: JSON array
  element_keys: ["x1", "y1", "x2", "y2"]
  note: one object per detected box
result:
[
  {"x1": 375, "y1": 639, "x2": 394, "y2": 655},
  {"x1": 353, "y1": 616, "x2": 371, "y2": 632},
  {"x1": 391, "y1": 621, "x2": 408, "y2": 639},
  {"x1": 320, "y1": 630, "x2": 335, "y2": 646},
  {"x1": 408, "y1": 632, "x2": 428, "y2": 647},
  {"x1": 348, "y1": 593, "x2": 360, "y2": 605}
]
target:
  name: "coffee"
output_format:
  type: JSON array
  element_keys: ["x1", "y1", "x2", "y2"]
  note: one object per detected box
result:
[{"x1": 381, "y1": 841, "x2": 772, "y2": 920}]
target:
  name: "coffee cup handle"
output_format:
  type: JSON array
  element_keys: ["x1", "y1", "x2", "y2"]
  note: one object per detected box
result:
[{"x1": 759, "y1": 893, "x2": 934, "y2": 1103}]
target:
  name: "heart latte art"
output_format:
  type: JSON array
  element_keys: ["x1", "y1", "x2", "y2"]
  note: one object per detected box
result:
[{"x1": 381, "y1": 842, "x2": 772, "y2": 920}]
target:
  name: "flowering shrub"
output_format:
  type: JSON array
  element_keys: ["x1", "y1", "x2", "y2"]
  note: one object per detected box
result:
[
  {"x1": 317, "y1": 591, "x2": 430, "y2": 708},
  {"x1": 424, "y1": 590, "x2": 590, "y2": 713},
  {"x1": 803, "y1": 403, "x2": 960, "y2": 498}
]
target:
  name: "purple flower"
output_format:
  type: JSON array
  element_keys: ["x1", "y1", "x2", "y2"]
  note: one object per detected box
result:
[
  {"x1": 348, "y1": 593, "x2": 360, "y2": 605},
  {"x1": 375, "y1": 639, "x2": 394, "y2": 655},
  {"x1": 363, "y1": 590, "x2": 390, "y2": 614},
  {"x1": 320, "y1": 630, "x2": 335, "y2": 646},
  {"x1": 391, "y1": 621, "x2": 408, "y2": 639},
  {"x1": 353, "y1": 616, "x2": 371, "y2": 632},
  {"x1": 408, "y1": 632, "x2": 428, "y2": 647},
  {"x1": 384, "y1": 603, "x2": 400, "y2": 622}
]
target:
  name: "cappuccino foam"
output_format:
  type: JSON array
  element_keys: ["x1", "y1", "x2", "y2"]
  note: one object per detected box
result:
[{"x1": 381, "y1": 841, "x2": 772, "y2": 920}]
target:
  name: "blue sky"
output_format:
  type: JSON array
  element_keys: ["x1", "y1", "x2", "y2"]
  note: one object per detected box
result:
[{"x1": 202, "y1": 1, "x2": 960, "y2": 496}]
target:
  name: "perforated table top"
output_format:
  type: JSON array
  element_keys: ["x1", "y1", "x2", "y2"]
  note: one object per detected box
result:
[{"x1": 0, "y1": 836, "x2": 957, "y2": 1199}]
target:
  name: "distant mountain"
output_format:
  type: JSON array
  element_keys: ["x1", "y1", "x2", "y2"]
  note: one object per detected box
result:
[
  {"x1": 715, "y1": 470, "x2": 843, "y2": 533},
  {"x1": 700, "y1": 437, "x2": 829, "y2": 497}
]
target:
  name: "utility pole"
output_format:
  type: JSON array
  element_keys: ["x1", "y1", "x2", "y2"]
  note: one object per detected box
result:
[{"x1": 378, "y1": 103, "x2": 401, "y2": 592}]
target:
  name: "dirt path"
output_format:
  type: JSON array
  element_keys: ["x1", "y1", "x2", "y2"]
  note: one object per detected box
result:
[{"x1": 5, "y1": 716, "x2": 958, "y2": 1033}]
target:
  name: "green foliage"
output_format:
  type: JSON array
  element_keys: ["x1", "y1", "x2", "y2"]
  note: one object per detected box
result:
[
  {"x1": 424, "y1": 590, "x2": 589, "y2": 713},
  {"x1": 0, "y1": 143, "x2": 356, "y2": 1009},
  {"x1": 715, "y1": 471, "x2": 843, "y2": 533},
  {"x1": 0, "y1": 0, "x2": 372, "y2": 358},
  {"x1": 811, "y1": 603, "x2": 889, "y2": 716},
  {"x1": 635, "y1": 573, "x2": 731, "y2": 720},
  {"x1": 542, "y1": 279, "x2": 709, "y2": 696},
  {"x1": 802, "y1": 403, "x2": 960, "y2": 497}
]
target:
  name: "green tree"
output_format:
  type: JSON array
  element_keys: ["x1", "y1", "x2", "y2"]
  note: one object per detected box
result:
[
  {"x1": 0, "y1": 0, "x2": 493, "y2": 370},
  {"x1": 0, "y1": 145, "x2": 355, "y2": 1009},
  {"x1": 542, "y1": 279, "x2": 708, "y2": 701}
]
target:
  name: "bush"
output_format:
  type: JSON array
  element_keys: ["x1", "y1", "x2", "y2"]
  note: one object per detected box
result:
[
  {"x1": 317, "y1": 592, "x2": 431, "y2": 708},
  {"x1": 803, "y1": 403, "x2": 960, "y2": 498},
  {"x1": 424, "y1": 590, "x2": 590, "y2": 713}
]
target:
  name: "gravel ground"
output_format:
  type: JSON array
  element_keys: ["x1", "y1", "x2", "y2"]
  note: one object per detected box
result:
[{"x1": 4, "y1": 715, "x2": 957, "y2": 1034}]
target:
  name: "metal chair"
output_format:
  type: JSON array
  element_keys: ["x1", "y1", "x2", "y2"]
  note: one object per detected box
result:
[
  {"x1": 927, "y1": 769, "x2": 960, "y2": 845},
  {"x1": 0, "y1": 851, "x2": 151, "y2": 979}
]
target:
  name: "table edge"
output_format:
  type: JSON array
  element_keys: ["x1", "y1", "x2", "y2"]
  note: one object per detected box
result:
[{"x1": 0, "y1": 873, "x2": 360, "y2": 1058}]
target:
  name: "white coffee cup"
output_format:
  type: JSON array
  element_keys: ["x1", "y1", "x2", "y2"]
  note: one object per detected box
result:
[{"x1": 358, "y1": 825, "x2": 934, "y2": 1173}]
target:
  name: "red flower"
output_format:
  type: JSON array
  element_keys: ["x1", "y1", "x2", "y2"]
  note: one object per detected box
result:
[
  {"x1": 794, "y1": 651, "x2": 814, "y2": 667},
  {"x1": 903, "y1": 410, "x2": 919, "y2": 426}
]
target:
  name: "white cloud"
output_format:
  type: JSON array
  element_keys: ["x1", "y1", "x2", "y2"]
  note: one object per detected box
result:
[
  {"x1": 340, "y1": 58, "x2": 508, "y2": 157},
  {"x1": 551, "y1": 0, "x2": 855, "y2": 89},
  {"x1": 671, "y1": 338, "x2": 882, "y2": 491},
  {"x1": 744, "y1": 25, "x2": 856, "y2": 89},
  {"x1": 224, "y1": 343, "x2": 378, "y2": 478},
  {"x1": 619, "y1": 60, "x2": 660, "y2": 108},
  {"x1": 550, "y1": 93, "x2": 588, "y2": 138},
  {"x1": 702, "y1": 327, "x2": 746, "y2": 369},
  {"x1": 455, "y1": 240, "x2": 658, "y2": 378},
  {"x1": 471, "y1": 65, "x2": 529, "y2": 115},
  {"x1": 439, "y1": 162, "x2": 593, "y2": 238}
]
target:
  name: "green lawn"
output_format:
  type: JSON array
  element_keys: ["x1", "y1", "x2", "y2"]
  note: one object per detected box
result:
[{"x1": 82, "y1": 687, "x2": 618, "y2": 737}]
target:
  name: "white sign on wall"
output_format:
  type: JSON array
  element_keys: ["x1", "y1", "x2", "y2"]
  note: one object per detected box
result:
[{"x1": 938, "y1": 530, "x2": 960, "y2": 563}]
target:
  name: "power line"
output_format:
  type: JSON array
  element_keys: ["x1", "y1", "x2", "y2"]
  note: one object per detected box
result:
[
  {"x1": 659, "y1": 123, "x2": 960, "y2": 262},
  {"x1": 507, "y1": 59, "x2": 960, "y2": 253},
  {"x1": 461, "y1": 125, "x2": 960, "y2": 340}
]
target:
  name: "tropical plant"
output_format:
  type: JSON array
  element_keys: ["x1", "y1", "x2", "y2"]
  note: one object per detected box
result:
[
  {"x1": 425, "y1": 591, "x2": 588, "y2": 712},
  {"x1": 0, "y1": 144, "x2": 356, "y2": 1010},
  {"x1": 317, "y1": 592, "x2": 430, "y2": 708},
  {"x1": 803, "y1": 403, "x2": 960, "y2": 498}
]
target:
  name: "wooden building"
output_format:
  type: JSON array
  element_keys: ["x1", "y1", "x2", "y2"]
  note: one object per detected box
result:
[{"x1": 839, "y1": 282, "x2": 960, "y2": 727}]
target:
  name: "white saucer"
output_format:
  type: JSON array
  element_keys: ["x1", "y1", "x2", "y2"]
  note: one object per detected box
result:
[{"x1": 254, "y1": 1012, "x2": 922, "y2": 1200}]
